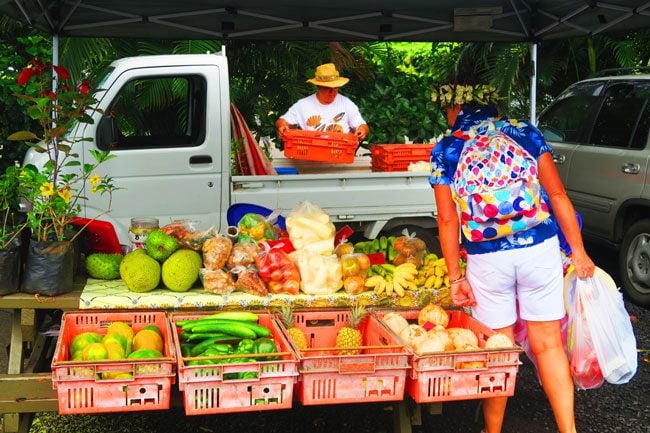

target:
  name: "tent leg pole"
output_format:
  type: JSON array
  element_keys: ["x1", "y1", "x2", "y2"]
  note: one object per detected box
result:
[{"x1": 529, "y1": 42, "x2": 537, "y2": 124}]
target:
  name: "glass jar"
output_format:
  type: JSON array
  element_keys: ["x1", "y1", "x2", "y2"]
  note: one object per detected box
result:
[{"x1": 128, "y1": 217, "x2": 159, "y2": 251}]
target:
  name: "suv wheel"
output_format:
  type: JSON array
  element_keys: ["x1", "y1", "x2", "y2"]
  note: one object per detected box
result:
[{"x1": 619, "y1": 219, "x2": 650, "y2": 307}]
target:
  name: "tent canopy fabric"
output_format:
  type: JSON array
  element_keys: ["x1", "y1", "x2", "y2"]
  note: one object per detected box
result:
[{"x1": 1, "y1": 1, "x2": 649, "y2": 42}]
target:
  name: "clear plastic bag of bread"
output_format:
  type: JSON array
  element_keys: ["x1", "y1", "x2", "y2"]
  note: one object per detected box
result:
[
  {"x1": 232, "y1": 265, "x2": 268, "y2": 297},
  {"x1": 392, "y1": 229, "x2": 427, "y2": 267},
  {"x1": 161, "y1": 219, "x2": 218, "y2": 251},
  {"x1": 200, "y1": 268, "x2": 236, "y2": 295},
  {"x1": 202, "y1": 234, "x2": 233, "y2": 271},
  {"x1": 226, "y1": 238, "x2": 261, "y2": 269}
]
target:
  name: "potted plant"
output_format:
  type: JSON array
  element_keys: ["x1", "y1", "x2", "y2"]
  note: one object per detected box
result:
[
  {"x1": 8, "y1": 58, "x2": 119, "y2": 296},
  {"x1": 0, "y1": 164, "x2": 26, "y2": 295},
  {"x1": 430, "y1": 83, "x2": 500, "y2": 126}
]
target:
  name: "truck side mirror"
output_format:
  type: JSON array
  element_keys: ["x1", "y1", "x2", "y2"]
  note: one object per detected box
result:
[{"x1": 97, "y1": 114, "x2": 119, "y2": 150}]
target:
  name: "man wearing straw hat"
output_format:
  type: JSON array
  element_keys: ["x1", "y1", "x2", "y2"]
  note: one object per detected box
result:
[{"x1": 276, "y1": 63, "x2": 369, "y2": 141}]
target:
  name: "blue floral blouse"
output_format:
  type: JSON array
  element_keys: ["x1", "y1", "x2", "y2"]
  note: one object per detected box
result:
[{"x1": 429, "y1": 107, "x2": 559, "y2": 255}]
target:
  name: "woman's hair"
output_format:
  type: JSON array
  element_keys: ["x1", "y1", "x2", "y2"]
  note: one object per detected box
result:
[{"x1": 452, "y1": 103, "x2": 499, "y2": 131}]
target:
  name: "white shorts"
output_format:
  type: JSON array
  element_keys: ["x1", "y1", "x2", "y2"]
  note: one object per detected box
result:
[{"x1": 466, "y1": 236, "x2": 565, "y2": 329}]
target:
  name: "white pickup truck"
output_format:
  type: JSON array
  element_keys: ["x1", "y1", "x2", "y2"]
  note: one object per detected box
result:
[{"x1": 24, "y1": 52, "x2": 439, "y2": 250}]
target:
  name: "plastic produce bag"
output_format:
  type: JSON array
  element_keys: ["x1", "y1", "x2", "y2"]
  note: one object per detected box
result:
[
  {"x1": 226, "y1": 239, "x2": 260, "y2": 269},
  {"x1": 289, "y1": 248, "x2": 342, "y2": 295},
  {"x1": 202, "y1": 234, "x2": 232, "y2": 271},
  {"x1": 237, "y1": 212, "x2": 280, "y2": 243},
  {"x1": 161, "y1": 220, "x2": 217, "y2": 250},
  {"x1": 574, "y1": 276, "x2": 638, "y2": 385},
  {"x1": 232, "y1": 265, "x2": 268, "y2": 296},
  {"x1": 286, "y1": 201, "x2": 335, "y2": 254},
  {"x1": 255, "y1": 245, "x2": 301, "y2": 294},
  {"x1": 200, "y1": 268, "x2": 236, "y2": 295},
  {"x1": 567, "y1": 288, "x2": 604, "y2": 390}
]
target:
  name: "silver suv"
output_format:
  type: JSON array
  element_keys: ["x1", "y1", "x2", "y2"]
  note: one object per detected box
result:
[{"x1": 537, "y1": 73, "x2": 650, "y2": 307}]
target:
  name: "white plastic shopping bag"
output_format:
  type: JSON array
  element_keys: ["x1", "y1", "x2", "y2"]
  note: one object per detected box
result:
[{"x1": 574, "y1": 275, "x2": 637, "y2": 384}]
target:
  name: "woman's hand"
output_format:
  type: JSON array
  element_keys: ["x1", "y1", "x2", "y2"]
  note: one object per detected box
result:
[
  {"x1": 451, "y1": 279, "x2": 477, "y2": 307},
  {"x1": 571, "y1": 248, "x2": 595, "y2": 279}
]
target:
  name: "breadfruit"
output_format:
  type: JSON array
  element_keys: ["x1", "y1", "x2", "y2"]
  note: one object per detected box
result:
[
  {"x1": 85, "y1": 253, "x2": 123, "y2": 280},
  {"x1": 145, "y1": 229, "x2": 178, "y2": 261},
  {"x1": 119, "y1": 249, "x2": 161, "y2": 292},
  {"x1": 161, "y1": 249, "x2": 201, "y2": 292}
]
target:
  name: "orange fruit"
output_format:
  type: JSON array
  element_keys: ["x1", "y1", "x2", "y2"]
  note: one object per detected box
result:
[
  {"x1": 69, "y1": 332, "x2": 103, "y2": 358},
  {"x1": 132, "y1": 329, "x2": 163, "y2": 353},
  {"x1": 82, "y1": 342, "x2": 109, "y2": 360}
]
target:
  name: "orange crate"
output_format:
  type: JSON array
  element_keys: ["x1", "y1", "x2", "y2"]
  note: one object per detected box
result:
[
  {"x1": 374, "y1": 309, "x2": 522, "y2": 403},
  {"x1": 51, "y1": 310, "x2": 176, "y2": 414},
  {"x1": 370, "y1": 143, "x2": 435, "y2": 171},
  {"x1": 170, "y1": 312, "x2": 298, "y2": 415},
  {"x1": 283, "y1": 129, "x2": 358, "y2": 163},
  {"x1": 274, "y1": 309, "x2": 410, "y2": 405}
]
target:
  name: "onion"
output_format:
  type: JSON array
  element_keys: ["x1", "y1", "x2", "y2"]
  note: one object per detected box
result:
[{"x1": 485, "y1": 333, "x2": 513, "y2": 349}]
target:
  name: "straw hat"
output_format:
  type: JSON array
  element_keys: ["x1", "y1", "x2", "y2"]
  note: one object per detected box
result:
[
  {"x1": 306, "y1": 63, "x2": 349, "y2": 88},
  {"x1": 563, "y1": 266, "x2": 618, "y2": 314}
]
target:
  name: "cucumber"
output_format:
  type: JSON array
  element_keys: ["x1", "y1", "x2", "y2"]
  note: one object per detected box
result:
[
  {"x1": 200, "y1": 311, "x2": 259, "y2": 322},
  {"x1": 190, "y1": 322, "x2": 257, "y2": 339},
  {"x1": 184, "y1": 332, "x2": 230, "y2": 342},
  {"x1": 184, "y1": 319, "x2": 271, "y2": 338},
  {"x1": 190, "y1": 340, "x2": 233, "y2": 357}
]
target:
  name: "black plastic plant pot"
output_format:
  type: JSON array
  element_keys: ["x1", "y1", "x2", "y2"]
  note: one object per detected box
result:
[
  {"x1": 0, "y1": 240, "x2": 22, "y2": 295},
  {"x1": 21, "y1": 239, "x2": 74, "y2": 296}
]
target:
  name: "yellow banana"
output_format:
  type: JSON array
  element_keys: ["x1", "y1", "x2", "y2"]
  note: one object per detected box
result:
[
  {"x1": 393, "y1": 280, "x2": 405, "y2": 297},
  {"x1": 365, "y1": 275, "x2": 384, "y2": 288},
  {"x1": 374, "y1": 278, "x2": 386, "y2": 295},
  {"x1": 433, "y1": 275, "x2": 444, "y2": 289},
  {"x1": 393, "y1": 275, "x2": 410, "y2": 289},
  {"x1": 443, "y1": 275, "x2": 450, "y2": 287},
  {"x1": 424, "y1": 275, "x2": 437, "y2": 289},
  {"x1": 434, "y1": 265, "x2": 445, "y2": 277},
  {"x1": 385, "y1": 280, "x2": 394, "y2": 296},
  {"x1": 434, "y1": 258, "x2": 446, "y2": 267},
  {"x1": 407, "y1": 281, "x2": 419, "y2": 291}
]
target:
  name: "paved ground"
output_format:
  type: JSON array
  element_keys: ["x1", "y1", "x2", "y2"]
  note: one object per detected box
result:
[{"x1": 1, "y1": 241, "x2": 648, "y2": 433}]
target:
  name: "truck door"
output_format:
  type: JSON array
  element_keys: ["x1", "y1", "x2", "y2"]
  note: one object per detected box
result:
[
  {"x1": 82, "y1": 65, "x2": 226, "y2": 245},
  {"x1": 564, "y1": 81, "x2": 650, "y2": 239}
]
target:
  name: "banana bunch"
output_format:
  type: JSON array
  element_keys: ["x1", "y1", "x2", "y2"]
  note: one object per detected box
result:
[
  {"x1": 365, "y1": 263, "x2": 418, "y2": 297},
  {"x1": 417, "y1": 254, "x2": 450, "y2": 290}
]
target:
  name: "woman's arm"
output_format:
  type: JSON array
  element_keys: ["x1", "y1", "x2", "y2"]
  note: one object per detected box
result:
[
  {"x1": 538, "y1": 152, "x2": 595, "y2": 278},
  {"x1": 434, "y1": 184, "x2": 476, "y2": 306}
]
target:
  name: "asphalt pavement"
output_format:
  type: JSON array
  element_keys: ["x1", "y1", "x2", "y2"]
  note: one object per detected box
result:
[{"x1": 1, "y1": 241, "x2": 648, "y2": 433}]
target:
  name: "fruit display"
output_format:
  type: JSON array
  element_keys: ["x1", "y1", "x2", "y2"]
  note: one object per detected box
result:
[
  {"x1": 364, "y1": 263, "x2": 418, "y2": 296},
  {"x1": 85, "y1": 253, "x2": 123, "y2": 280},
  {"x1": 119, "y1": 249, "x2": 161, "y2": 292},
  {"x1": 67, "y1": 320, "x2": 164, "y2": 379},
  {"x1": 335, "y1": 305, "x2": 367, "y2": 355},
  {"x1": 276, "y1": 306, "x2": 308, "y2": 350},
  {"x1": 145, "y1": 229, "x2": 179, "y2": 261},
  {"x1": 161, "y1": 249, "x2": 202, "y2": 292},
  {"x1": 255, "y1": 247, "x2": 301, "y2": 294},
  {"x1": 237, "y1": 212, "x2": 278, "y2": 243}
]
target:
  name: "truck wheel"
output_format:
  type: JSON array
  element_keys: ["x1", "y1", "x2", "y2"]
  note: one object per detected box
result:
[
  {"x1": 387, "y1": 225, "x2": 441, "y2": 256},
  {"x1": 619, "y1": 219, "x2": 650, "y2": 307}
]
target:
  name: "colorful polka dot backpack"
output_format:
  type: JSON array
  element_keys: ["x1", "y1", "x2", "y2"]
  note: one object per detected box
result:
[{"x1": 452, "y1": 120, "x2": 550, "y2": 242}]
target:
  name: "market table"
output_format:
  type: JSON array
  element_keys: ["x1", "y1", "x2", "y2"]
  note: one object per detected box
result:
[{"x1": 1, "y1": 278, "x2": 447, "y2": 433}]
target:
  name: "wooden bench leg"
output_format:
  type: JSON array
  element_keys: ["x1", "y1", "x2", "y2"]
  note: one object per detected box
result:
[{"x1": 3, "y1": 309, "x2": 27, "y2": 433}]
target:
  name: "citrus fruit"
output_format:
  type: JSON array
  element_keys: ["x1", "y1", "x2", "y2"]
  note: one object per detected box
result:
[
  {"x1": 69, "y1": 332, "x2": 103, "y2": 358},
  {"x1": 143, "y1": 324, "x2": 162, "y2": 336},
  {"x1": 82, "y1": 342, "x2": 109, "y2": 360},
  {"x1": 127, "y1": 348, "x2": 163, "y2": 359},
  {"x1": 132, "y1": 329, "x2": 163, "y2": 353},
  {"x1": 106, "y1": 321, "x2": 135, "y2": 342},
  {"x1": 104, "y1": 341, "x2": 127, "y2": 359},
  {"x1": 102, "y1": 333, "x2": 129, "y2": 353},
  {"x1": 101, "y1": 371, "x2": 134, "y2": 380}
]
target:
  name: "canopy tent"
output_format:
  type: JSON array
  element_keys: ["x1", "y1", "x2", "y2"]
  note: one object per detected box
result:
[
  {"x1": 1, "y1": 1, "x2": 649, "y2": 42},
  {"x1": 2, "y1": 1, "x2": 649, "y2": 120}
]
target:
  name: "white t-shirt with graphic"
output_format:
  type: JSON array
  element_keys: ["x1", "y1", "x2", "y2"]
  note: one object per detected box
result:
[{"x1": 281, "y1": 93, "x2": 366, "y2": 133}]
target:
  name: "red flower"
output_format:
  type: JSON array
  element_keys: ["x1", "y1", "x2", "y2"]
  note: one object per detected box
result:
[
  {"x1": 38, "y1": 89, "x2": 57, "y2": 100},
  {"x1": 77, "y1": 80, "x2": 90, "y2": 95},
  {"x1": 17, "y1": 67, "x2": 35, "y2": 86},
  {"x1": 51, "y1": 64, "x2": 70, "y2": 79},
  {"x1": 61, "y1": 83, "x2": 71, "y2": 91}
]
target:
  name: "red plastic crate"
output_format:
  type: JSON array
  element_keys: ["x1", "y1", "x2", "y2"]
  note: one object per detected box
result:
[
  {"x1": 370, "y1": 143, "x2": 435, "y2": 172},
  {"x1": 283, "y1": 129, "x2": 358, "y2": 163},
  {"x1": 374, "y1": 309, "x2": 522, "y2": 403},
  {"x1": 274, "y1": 309, "x2": 410, "y2": 406},
  {"x1": 51, "y1": 310, "x2": 176, "y2": 414},
  {"x1": 170, "y1": 312, "x2": 299, "y2": 415}
]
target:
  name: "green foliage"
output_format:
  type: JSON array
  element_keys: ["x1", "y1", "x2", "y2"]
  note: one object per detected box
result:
[{"x1": 0, "y1": 164, "x2": 25, "y2": 248}]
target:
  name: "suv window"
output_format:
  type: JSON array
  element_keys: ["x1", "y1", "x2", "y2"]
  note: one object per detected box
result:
[
  {"x1": 590, "y1": 82, "x2": 650, "y2": 149},
  {"x1": 537, "y1": 81, "x2": 605, "y2": 143},
  {"x1": 96, "y1": 74, "x2": 207, "y2": 150}
]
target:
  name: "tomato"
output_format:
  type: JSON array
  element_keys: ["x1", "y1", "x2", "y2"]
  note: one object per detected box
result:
[
  {"x1": 270, "y1": 269, "x2": 283, "y2": 281},
  {"x1": 282, "y1": 267, "x2": 301, "y2": 282},
  {"x1": 283, "y1": 279, "x2": 300, "y2": 295},
  {"x1": 267, "y1": 280, "x2": 283, "y2": 294}
]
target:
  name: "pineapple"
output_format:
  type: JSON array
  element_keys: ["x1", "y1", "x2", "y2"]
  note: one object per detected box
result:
[
  {"x1": 335, "y1": 305, "x2": 367, "y2": 355},
  {"x1": 279, "y1": 306, "x2": 308, "y2": 351}
]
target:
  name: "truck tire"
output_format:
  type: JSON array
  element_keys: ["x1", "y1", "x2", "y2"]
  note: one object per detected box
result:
[
  {"x1": 387, "y1": 225, "x2": 441, "y2": 257},
  {"x1": 619, "y1": 218, "x2": 650, "y2": 307}
]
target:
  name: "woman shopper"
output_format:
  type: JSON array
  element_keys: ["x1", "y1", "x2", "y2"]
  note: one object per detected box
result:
[
  {"x1": 275, "y1": 63, "x2": 369, "y2": 141},
  {"x1": 429, "y1": 104, "x2": 594, "y2": 433}
]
